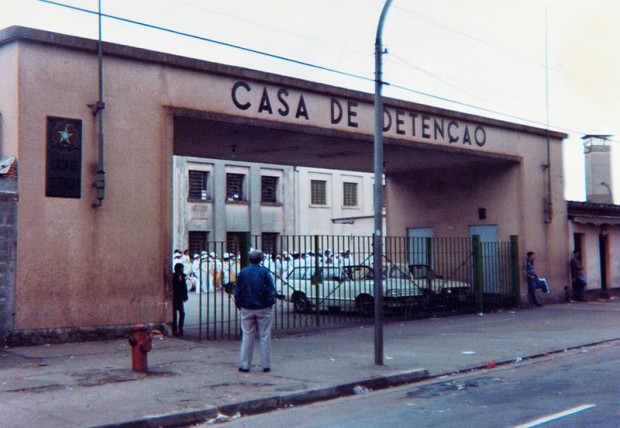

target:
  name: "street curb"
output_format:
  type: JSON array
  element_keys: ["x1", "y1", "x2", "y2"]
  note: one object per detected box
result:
[
  {"x1": 92, "y1": 368, "x2": 429, "y2": 428},
  {"x1": 432, "y1": 337, "x2": 620, "y2": 378},
  {"x1": 92, "y1": 337, "x2": 620, "y2": 428}
]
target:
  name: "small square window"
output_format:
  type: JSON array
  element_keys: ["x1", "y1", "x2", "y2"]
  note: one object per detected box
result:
[
  {"x1": 343, "y1": 182, "x2": 358, "y2": 207},
  {"x1": 188, "y1": 231, "x2": 208, "y2": 255},
  {"x1": 188, "y1": 170, "x2": 209, "y2": 200},
  {"x1": 261, "y1": 176, "x2": 278, "y2": 204},
  {"x1": 311, "y1": 180, "x2": 326, "y2": 205},
  {"x1": 226, "y1": 173, "x2": 245, "y2": 202}
]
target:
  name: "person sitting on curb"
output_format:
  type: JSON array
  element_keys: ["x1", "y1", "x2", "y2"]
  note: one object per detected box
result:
[{"x1": 526, "y1": 251, "x2": 551, "y2": 307}]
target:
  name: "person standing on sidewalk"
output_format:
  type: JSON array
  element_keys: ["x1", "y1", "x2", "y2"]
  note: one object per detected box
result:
[
  {"x1": 172, "y1": 263, "x2": 189, "y2": 337},
  {"x1": 526, "y1": 251, "x2": 550, "y2": 307},
  {"x1": 234, "y1": 250, "x2": 277, "y2": 373},
  {"x1": 570, "y1": 250, "x2": 588, "y2": 302}
]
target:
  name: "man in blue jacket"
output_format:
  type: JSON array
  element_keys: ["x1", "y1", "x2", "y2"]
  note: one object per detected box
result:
[{"x1": 234, "y1": 250, "x2": 277, "y2": 373}]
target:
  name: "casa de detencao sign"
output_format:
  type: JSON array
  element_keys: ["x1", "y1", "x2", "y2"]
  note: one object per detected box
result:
[{"x1": 230, "y1": 79, "x2": 487, "y2": 148}]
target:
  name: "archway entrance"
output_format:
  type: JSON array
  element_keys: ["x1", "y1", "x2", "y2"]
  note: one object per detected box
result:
[{"x1": 170, "y1": 110, "x2": 521, "y2": 339}]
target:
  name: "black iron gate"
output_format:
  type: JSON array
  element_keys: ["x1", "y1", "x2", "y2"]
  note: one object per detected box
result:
[{"x1": 175, "y1": 235, "x2": 520, "y2": 340}]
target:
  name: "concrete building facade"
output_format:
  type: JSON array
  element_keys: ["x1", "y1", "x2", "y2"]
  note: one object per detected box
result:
[
  {"x1": 0, "y1": 27, "x2": 574, "y2": 341},
  {"x1": 172, "y1": 156, "x2": 377, "y2": 254}
]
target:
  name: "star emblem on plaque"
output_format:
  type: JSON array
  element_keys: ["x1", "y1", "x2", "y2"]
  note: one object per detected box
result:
[{"x1": 46, "y1": 116, "x2": 82, "y2": 198}]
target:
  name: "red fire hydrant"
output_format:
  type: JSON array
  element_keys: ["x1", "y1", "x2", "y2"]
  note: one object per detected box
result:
[{"x1": 128, "y1": 324, "x2": 152, "y2": 372}]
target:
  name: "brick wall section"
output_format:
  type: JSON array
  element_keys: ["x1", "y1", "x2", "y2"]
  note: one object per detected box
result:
[{"x1": 0, "y1": 182, "x2": 17, "y2": 342}]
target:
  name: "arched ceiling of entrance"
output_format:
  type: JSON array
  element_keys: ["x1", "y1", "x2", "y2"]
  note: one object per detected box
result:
[{"x1": 173, "y1": 115, "x2": 519, "y2": 175}]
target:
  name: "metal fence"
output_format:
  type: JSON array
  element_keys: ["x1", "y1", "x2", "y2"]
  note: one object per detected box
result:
[{"x1": 176, "y1": 234, "x2": 520, "y2": 340}]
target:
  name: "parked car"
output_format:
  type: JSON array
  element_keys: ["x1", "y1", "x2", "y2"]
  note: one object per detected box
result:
[
  {"x1": 279, "y1": 264, "x2": 425, "y2": 316},
  {"x1": 405, "y1": 264, "x2": 472, "y2": 305}
]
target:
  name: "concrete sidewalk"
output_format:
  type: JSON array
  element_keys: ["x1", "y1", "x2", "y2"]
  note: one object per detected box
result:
[{"x1": 1, "y1": 300, "x2": 619, "y2": 428}]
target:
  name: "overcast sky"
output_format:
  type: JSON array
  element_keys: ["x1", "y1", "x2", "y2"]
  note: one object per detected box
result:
[{"x1": 2, "y1": 0, "x2": 619, "y2": 201}]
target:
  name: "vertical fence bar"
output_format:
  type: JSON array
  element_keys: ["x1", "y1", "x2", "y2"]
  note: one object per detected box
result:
[
  {"x1": 510, "y1": 235, "x2": 521, "y2": 307},
  {"x1": 198, "y1": 256, "x2": 203, "y2": 341},
  {"x1": 472, "y1": 235, "x2": 483, "y2": 313},
  {"x1": 313, "y1": 235, "x2": 321, "y2": 327}
]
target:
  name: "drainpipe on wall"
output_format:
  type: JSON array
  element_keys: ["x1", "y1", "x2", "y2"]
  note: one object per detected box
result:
[
  {"x1": 92, "y1": 0, "x2": 106, "y2": 208},
  {"x1": 543, "y1": 8, "x2": 553, "y2": 223}
]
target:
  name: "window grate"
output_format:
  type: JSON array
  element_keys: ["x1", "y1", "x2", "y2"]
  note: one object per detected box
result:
[
  {"x1": 226, "y1": 173, "x2": 245, "y2": 202},
  {"x1": 343, "y1": 182, "x2": 358, "y2": 207},
  {"x1": 311, "y1": 180, "x2": 327, "y2": 205},
  {"x1": 261, "y1": 233, "x2": 279, "y2": 256},
  {"x1": 188, "y1": 231, "x2": 208, "y2": 255},
  {"x1": 188, "y1": 170, "x2": 209, "y2": 200},
  {"x1": 261, "y1": 176, "x2": 278, "y2": 203},
  {"x1": 226, "y1": 232, "x2": 243, "y2": 256}
]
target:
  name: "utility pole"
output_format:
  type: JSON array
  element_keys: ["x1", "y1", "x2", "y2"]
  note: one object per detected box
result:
[{"x1": 373, "y1": 0, "x2": 393, "y2": 366}]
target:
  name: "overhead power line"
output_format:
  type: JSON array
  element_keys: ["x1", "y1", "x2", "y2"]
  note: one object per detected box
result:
[
  {"x1": 37, "y1": 0, "x2": 374, "y2": 84},
  {"x1": 35, "y1": 0, "x2": 619, "y2": 144}
]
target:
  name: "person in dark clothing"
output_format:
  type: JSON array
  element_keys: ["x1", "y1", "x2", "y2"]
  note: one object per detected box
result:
[
  {"x1": 526, "y1": 251, "x2": 550, "y2": 307},
  {"x1": 570, "y1": 250, "x2": 588, "y2": 301},
  {"x1": 234, "y1": 250, "x2": 276, "y2": 373},
  {"x1": 172, "y1": 263, "x2": 189, "y2": 336}
]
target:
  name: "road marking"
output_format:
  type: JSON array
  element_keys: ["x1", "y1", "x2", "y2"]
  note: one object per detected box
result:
[{"x1": 513, "y1": 404, "x2": 596, "y2": 428}]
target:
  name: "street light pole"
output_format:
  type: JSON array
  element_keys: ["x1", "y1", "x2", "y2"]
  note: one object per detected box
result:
[{"x1": 373, "y1": 0, "x2": 393, "y2": 366}]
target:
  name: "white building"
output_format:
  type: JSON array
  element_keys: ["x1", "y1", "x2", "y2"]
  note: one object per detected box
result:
[{"x1": 172, "y1": 156, "x2": 381, "y2": 255}]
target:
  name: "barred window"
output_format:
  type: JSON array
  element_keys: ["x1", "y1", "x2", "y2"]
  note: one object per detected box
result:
[
  {"x1": 261, "y1": 176, "x2": 278, "y2": 204},
  {"x1": 343, "y1": 182, "x2": 358, "y2": 207},
  {"x1": 226, "y1": 232, "x2": 243, "y2": 255},
  {"x1": 188, "y1": 231, "x2": 208, "y2": 255},
  {"x1": 261, "y1": 233, "x2": 279, "y2": 256},
  {"x1": 188, "y1": 170, "x2": 209, "y2": 200},
  {"x1": 311, "y1": 180, "x2": 327, "y2": 205},
  {"x1": 226, "y1": 173, "x2": 245, "y2": 202}
]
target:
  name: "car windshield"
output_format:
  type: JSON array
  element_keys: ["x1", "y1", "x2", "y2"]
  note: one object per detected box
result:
[
  {"x1": 410, "y1": 264, "x2": 430, "y2": 279},
  {"x1": 286, "y1": 265, "x2": 373, "y2": 282},
  {"x1": 343, "y1": 266, "x2": 373, "y2": 280},
  {"x1": 382, "y1": 265, "x2": 410, "y2": 279}
]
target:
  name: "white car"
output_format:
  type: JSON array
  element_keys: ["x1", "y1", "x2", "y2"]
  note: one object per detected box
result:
[{"x1": 278, "y1": 264, "x2": 425, "y2": 316}]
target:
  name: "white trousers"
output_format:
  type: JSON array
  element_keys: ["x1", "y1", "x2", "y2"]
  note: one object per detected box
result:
[{"x1": 239, "y1": 307, "x2": 273, "y2": 371}]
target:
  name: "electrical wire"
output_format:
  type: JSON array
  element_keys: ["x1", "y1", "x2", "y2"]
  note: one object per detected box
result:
[
  {"x1": 35, "y1": 0, "x2": 619, "y2": 144},
  {"x1": 388, "y1": 52, "x2": 508, "y2": 109},
  {"x1": 37, "y1": 0, "x2": 375, "y2": 84},
  {"x1": 166, "y1": 0, "x2": 374, "y2": 58}
]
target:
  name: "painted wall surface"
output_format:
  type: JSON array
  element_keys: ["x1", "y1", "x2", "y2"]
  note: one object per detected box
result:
[
  {"x1": 15, "y1": 44, "x2": 169, "y2": 330},
  {"x1": 173, "y1": 157, "x2": 377, "y2": 247},
  {"x1": 0, "y1": 43, "x2": 18, "y2": 157},
  {"x1": 172, "y1": 156, "x2": 295, "y2": 251},
  {"x1": 585, "y1": 145, "x2": 613, "y2": 203},
  {"x1": 295, "y1": 167, "x2": 376, "y2": 236},
  {"x1": 3, "y1": 28, "x2": 572, "y2": 334},
  {"x1": 386, "y1": 130, "x2": 569, "y2": 296}
]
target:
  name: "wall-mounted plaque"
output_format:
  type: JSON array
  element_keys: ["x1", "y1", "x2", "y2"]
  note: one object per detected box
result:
[{"x1": 46, "y1": 116, "x2": 82, "y2": 198}]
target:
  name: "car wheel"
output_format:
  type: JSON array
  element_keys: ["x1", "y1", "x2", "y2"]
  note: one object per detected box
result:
[
  {"x1": 292, "y1": 291, "x2": 312, "y2": 314},
  {"x1": 355, "y1": 293, "x2": 374, "y2": 317}
]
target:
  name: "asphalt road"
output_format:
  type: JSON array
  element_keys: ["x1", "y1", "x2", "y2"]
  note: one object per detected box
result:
[{"x1": 209, "y1": 341, "x2": 620, "y2": 428}]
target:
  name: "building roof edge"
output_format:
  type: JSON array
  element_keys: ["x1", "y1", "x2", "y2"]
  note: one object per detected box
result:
[{"x1": 0, "y1": 25, "x2": 568, "y2": 140}]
